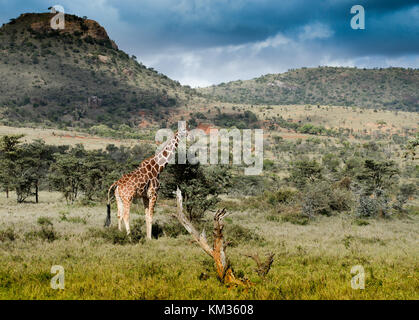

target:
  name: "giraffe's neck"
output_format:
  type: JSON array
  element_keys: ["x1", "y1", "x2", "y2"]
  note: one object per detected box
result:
[{"x1": 153, "y1": 131, "x2": 181, "y2": 171}]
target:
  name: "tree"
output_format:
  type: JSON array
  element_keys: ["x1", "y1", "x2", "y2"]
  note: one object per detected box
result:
[
  {"x1": 18, "y1": 140, "x2": 60, "y2": 203},
  {"x1": 13, "y1": 149, "x2": 38, "y2": 203},
  {"x1": 48, "y1": 145, "x2": 88, "y2": 203},
  {"x1": 393, "y1": 183, "x2": 417, "y2": 212},
  {"x1": 160, "y1": 162, "x2": 231, "y2": 222},
  {"x1": 404, "y1": 133, "x2": 418, "y2": 160},
  {"x1": 289, "y1": 158, "x2": 323, "y2": 189},
  {"x1": 322, "y1": 153, "x2": 340, "y2": 173},
  {"x1": 0, "y1": 135, "x2": 24, "y2": 198},
  {"x1": 82, "y1": 152, "x2": 115, "y2": 201},
  {"x1": 356, "y1": 159, "x2": 399, "y2": 196}
]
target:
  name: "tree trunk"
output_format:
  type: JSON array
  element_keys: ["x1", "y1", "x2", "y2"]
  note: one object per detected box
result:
[
  {"x1": 35, "y1": 182, "x2": 39, "y2": 204},
  {"x1": 6, "y1": 186, "x2": 9, "y2": 198}
]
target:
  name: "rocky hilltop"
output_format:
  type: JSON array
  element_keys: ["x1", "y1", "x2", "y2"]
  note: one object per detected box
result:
[{"x1": 0, "y1": 12, "x2": 196, "y2": 128}]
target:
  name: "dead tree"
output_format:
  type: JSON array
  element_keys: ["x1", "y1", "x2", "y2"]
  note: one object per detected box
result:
[
  {"x1": 245, "y1": 253, "x2": 275, "y2": 277},
  {"x1": 173, "y1": 187, "x2": 250, "y2": 287}
]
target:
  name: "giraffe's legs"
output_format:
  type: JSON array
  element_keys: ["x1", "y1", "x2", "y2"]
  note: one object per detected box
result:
[
  {"x1": 145, "y1": 187, "x2": 157, "y2": 240},
  {"x1": 142, "y1": 196, "x2": 150, "y2": 237},
  {"x1": 115, "y1": 187, "x2": 123, "y2": 231},
  {"x1": 122, "y1": 200, "x2": 131, "y2": 235}
]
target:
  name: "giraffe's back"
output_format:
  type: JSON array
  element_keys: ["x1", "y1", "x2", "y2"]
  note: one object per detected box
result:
[
  {"x1": 115, "y1": 155, "x2": 162, "y2": 199},
  {"x1": 116, "y1": 171, "x2": 146, "y2": 197}
]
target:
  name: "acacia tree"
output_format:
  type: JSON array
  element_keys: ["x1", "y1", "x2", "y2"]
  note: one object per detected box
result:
[
  {"x1": 82, "y1": 152, "x2": 116, "y2": 201},
  {"x1": 404, "y1": 133, "x2": 418, "y2": 160},
  {"x1": 289, "y1": 158, "x2": 323, "y2": 189},
  {"x1": 0, "y1": 135, "x2": 24, "y2": 198},
  {"x1": 13, "y1": 149, "x2": 37, "y2": 203},
  {"x1": 355, "y1": 159, "x2": 400, "y2": 217},
  {"x1": 17, "y1": 140, "x2": 59, "y2": 203},
  {"x1": 160, "y1": 162, "x2": 231, "y2": 222},
  {"x1": 1, "y1": 138, "x2": 64, "y2": 203},
  {"x1": 48, "y1": 145, "x2": 88, "y2": 203},
  {"x1": 356, "y1": 159, "x2": 399, "y2": 197}
]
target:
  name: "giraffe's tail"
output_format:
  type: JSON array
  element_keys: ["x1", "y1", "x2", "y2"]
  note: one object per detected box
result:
[
  {"x1": 105, "y1": 203, "x2": 111, "y2": 227},
  {"x1": 105, "y1": 182, "x2": 117, "y2": 227}
]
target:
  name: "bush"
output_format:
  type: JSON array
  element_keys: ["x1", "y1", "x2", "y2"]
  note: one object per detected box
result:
[
  {"x1": 280, "y1": 211, "x2": 309, "y2": 225},
  {"x1": 230, "y1": 175, "x2": 273, "y2": 196},
  {"x1": 224, "y1": 223, "x2": 264, "y2": 247},
  {"x1": 37, "y1": 216, "x2": 53, "y2": 226},
  {"x1": 25, "y1": 218, "x2": 59, "y2": 242},
  {"x1": 356, "y1": 195, "x2": 389, "y2": 218},
  {"x1": 266, "y1": 188, "x2": 297, "y2": 206},
  {"x1": 0, "y1": 227, "x2": 16, "y2": 241},
  {"x1": 353, "y1": 219, "x2": 370, "y2": 226},
  {"x1": 152, "y1": 219, "x2": 189, "y2": 238},
  {"x1": 301, "y1": 182, "x2": 353, "y2": 216},
  {"x1": 89, "y1": 219, "x2": 145, "y2": 244}
]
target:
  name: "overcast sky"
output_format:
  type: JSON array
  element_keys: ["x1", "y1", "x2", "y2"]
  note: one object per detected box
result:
[{"x1": 1, "y1": 0, "x2": 418, "y2": 87}]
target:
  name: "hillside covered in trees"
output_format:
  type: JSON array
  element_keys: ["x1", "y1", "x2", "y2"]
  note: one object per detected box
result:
[
  {"x1": 0, "y1": 13, "x2": 196, "y2": 128},
  {"x1": 199, "y1": 67, "x2": 419, "y2": 112}
]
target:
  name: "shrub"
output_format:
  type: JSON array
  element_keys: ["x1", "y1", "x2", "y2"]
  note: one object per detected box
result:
[
  {"x1": 301, "y1": 182, "x2": 353, "y2": 216},
  {"x1": 37, "y1": 226, "x2": 59, "y2": 242},
  {"x1": 356, "y1": 159, "x2": 399, "y2": 196},
  {"x1": 224, "y1": 223, "x2": 264, "y2": 247},
  {"x1": 328, "y1": 187, "x2": 353, "y2": 212},
  {"x1": 0, "y1": 227, "x2": 16, "y2": 241},
  {"x1": 67, "y1": 216, "x2": 87, "y2": 224},
  {"x1": 356, "y1": 195, "x2": 389, "y2": 218},
  {"x1": 89, "y1": 219, "x2": 145, "y2": 244},
  {"x1": 353, "y1": 219, "x2": 370, "y2": 226},
  {"x1": 281, "y1": 212, "x2": 309, "y2": 225},
  {"x1": 266, "y1": 188, "x2": 297, "y2": 206},
  {"x1": 37, "y1": 217, "x2": 53, "y2": 226},
  {"x1": 25, "y1": 218, "x2": 59, "y2": 242},
  {"x1": 230, "y1": 175, "x2": 272, "y2": 196},
  {"x1": 152, "y1": 219, "x2": 188, "y2": 238}
]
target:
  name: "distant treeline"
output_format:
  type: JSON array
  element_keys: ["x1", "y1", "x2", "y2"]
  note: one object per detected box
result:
[
  {"x1": 0, "y1": 135, "x2": 154, "y2": 203},
  {"x1": 0, "y1": 133, "x2": 417, "y2": 221}
]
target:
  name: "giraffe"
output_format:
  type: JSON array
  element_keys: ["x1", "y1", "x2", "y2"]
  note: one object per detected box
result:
[{"x1": 105, "y1": 126, "x2": 189, "y2": 240}]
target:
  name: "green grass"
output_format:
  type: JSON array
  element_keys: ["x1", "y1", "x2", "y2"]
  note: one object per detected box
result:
[
  {"x1": 0, "y1": 191, "x2": 418, "y2": 299},
  {"x1": 1, "y1": 240, "x2": 417, "y2": 299}
]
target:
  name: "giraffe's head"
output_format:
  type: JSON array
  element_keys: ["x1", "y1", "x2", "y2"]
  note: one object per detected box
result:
[{"x1": 177, "y1": 122, "x2": 191, "y2": 139}]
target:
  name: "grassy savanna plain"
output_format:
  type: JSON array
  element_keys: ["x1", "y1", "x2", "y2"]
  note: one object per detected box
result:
[
  {"x1": 0, "y1": 106, "x2": 418, "y2": 300},
  {"x1": 0, "y1": 191, "x2": 418, "y2": 299}
]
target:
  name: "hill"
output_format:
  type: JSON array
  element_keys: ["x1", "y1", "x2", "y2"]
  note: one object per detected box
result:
[
  {"x1": 0, "y1": 12, "x2": 196, "y2": 129},
  {"x1": 198, "y1": 67, "x2": 419, "y2": 112}
]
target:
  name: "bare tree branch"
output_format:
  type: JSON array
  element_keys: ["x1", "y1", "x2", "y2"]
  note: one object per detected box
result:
[
  {"x1": 173, "y1": 188, "x2": 213, "y2": 257},
  {"x1": 245, "y1": 252, "x2": 275, "y2": 277}
]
